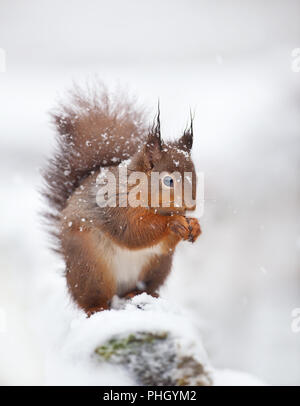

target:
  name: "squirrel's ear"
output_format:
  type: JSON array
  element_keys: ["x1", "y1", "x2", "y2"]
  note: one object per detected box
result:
[
  {"x1": 178, "y1": 117, "x2": 193, "y2": 153},
  {"x1": 144, "y1": 110, "x2": 162, "y2": 169}
]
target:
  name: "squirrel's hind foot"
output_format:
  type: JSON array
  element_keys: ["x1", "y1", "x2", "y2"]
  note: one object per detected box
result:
[
  {"x1": 86, "y1": 304, "x2": 110, "y2": 317},
  {"x1": 124, "y1": 290, "x2": 159, "y2": 300}
]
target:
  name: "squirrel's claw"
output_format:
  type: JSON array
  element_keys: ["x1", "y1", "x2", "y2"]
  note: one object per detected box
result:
[
  {"x1": 187, "y1": 218, "x2": 201, "y2": 243},
  {"x1": 168, "y1": 218, "x2": 190, "y2": 240},
  {"x1": 169, "y1": 216, "x2": 201, "y2": 243}
]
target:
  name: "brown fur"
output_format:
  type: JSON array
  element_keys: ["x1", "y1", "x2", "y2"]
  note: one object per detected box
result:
[
  {"x1": 43, "y1": 83, "x2": 201, "y2": 315},
  {"x1": 42, "y1": 83, "x2": 147, "y2": 244}
]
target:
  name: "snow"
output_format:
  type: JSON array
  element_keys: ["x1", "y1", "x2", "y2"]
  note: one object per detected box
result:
[
  {"x1": 0, "y1": 0, "x2": 300, "y2": 386},
  {"x1": 42, "y1": 291, "x2": 262, "y2": 385},
  {"x1": 213, "y1": 370, "x2": 265, "y2": 387}
]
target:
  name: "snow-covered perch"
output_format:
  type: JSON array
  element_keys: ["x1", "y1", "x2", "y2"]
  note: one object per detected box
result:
[{"x1": 45, "y1": 294, "x2": 264, "y2": 386}]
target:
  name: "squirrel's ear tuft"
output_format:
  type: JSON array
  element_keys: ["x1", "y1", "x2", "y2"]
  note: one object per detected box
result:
[
  {"x1": 144, "y1": 108, "x2": 162, "y2": 169},
  {"x1": 178, "y1": 116, "x2": 193, "y2": 153}
]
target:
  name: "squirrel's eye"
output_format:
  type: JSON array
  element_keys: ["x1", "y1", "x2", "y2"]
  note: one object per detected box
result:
[{"x1": 163, "y1": 175, "x2": 174, "y2": 188}]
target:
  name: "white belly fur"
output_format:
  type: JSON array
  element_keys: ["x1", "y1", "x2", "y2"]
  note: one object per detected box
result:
[
  {"x1": 98, "y1": 231, "x2": 163, "y2": 296},
  {"x1": 111, "y1": 243, "x2": 163, "y2": 296}
]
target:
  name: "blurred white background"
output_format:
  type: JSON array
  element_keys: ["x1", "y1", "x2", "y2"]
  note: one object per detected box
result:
[{"x1": 0, "y1": 0, "x2": 299, "y2": 385}]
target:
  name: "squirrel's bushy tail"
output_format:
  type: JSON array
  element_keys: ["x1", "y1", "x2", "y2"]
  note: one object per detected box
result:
[{"x1": 42, "y1": 82, "x2": 147, "y2": 229}]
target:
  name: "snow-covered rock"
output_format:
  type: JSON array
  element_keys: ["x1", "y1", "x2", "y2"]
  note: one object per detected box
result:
[{"x1": 45, "y1": 293, "x2": 264, "y2": 386}]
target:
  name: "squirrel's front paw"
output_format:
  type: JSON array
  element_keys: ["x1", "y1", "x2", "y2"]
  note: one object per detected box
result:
[
  {"x1": 168, "y1": 217, "x2": 190, "y2": 241},
  {"x1": 186, "y1": 217, "x2": 201, "y2": 243}
]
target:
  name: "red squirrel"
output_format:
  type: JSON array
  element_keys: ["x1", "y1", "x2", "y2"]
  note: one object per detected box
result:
[{"x1": 43, "y1": 84, "x2": 201, "y2": 315}]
